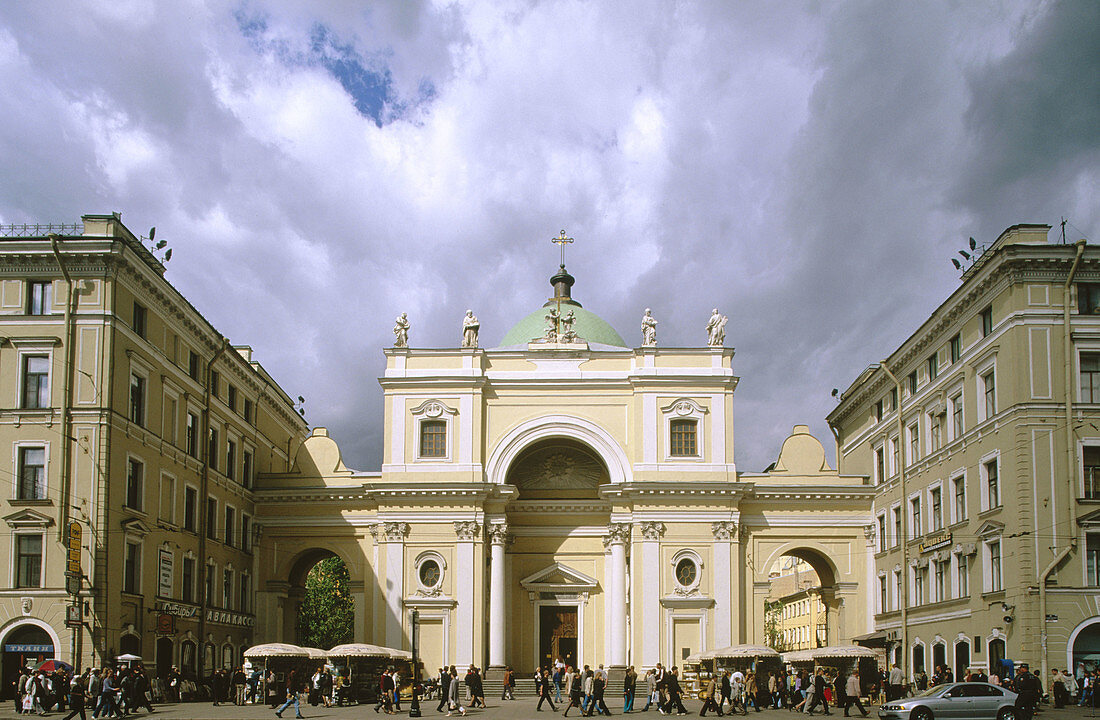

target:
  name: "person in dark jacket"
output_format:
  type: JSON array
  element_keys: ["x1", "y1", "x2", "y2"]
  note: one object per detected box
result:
[
  {"x1": 590, "y1": 672, "x2": 611, "y2": 716},
  {"x1": 62, "y1": 671, "x2": 89, "y2": 720},
  {"x1": 275, "y1": 669, "x2": 305, "y2": 719},
  {"x1": 661, "y1": 668, "x2": 688, "y2": 716},
  {"x1": 1013, "y1": 666, "x2": 1041, "y2": 720},
  {"x1": 804, "y1": 669, "x2": 831, "y2": 716},
  {"x1": 536, "y1": 669, "x2": 556, "y2": 711},
  {"x1": 436, "y1": 668, "x2": 451, "y2": 713},
  {"x1": 564, "y1": 671, "x2": 584, "y2": 716}
]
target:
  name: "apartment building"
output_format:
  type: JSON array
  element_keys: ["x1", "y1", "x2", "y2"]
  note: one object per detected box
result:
[
  {"x1": 828, "y1": 225, "x2": 1100, "y2": 682},
  {"x1": 0, "y1": 214, "x2": 307, "y2": 695}
]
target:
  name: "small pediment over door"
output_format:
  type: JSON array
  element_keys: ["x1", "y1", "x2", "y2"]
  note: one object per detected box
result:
[
  {"x1": 3, "y1": 508, "x2": 54, "y2": 529},
  {"x1": 520, "y1": 563, "x2": 599, "y2": 600},
  {"x1": 975, "y1": 520, "x2": 1005, "y2": 539}
]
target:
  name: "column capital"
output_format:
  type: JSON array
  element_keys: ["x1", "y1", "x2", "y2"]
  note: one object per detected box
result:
[
  {"x1": 711, "y1": 521, "x2": 738, "y2": 540},
  {"x1": 373, "y1": 521, "x2": 410, "y2": 542},
  {"x1": 639, "y1": 521, "x2": 665, "y2": 540},
  {"x1": 454, "y1": 520, "x2": 482, "y2": 541},
  {"x1": 487, "y1": 523, "x2": 509, "y2": 545},
  {"x1": 604, "y1": 522, "x2": 631, "y2": 547},
  {"x1": 863, "y1": 523, "x2": 877, "y2": 546}
]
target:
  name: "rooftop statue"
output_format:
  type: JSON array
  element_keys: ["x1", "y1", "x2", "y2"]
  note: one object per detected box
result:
[
  {"x1": 560, "y1": 310, "x2": 578, "y2": 342},
  {"x1": 706, "y1": 308, "x2": 727, "y2": 347},
  {"x1": 462, "y1": 309, "x2": 480, "y2": 348},
  {"x1": 393, "y1": 312, "x2": 410, "y2": 347},
  {"x1": 544, "y1": 306, "x2": 560, "y2": 342},
  {"x1": 641, "y1": 308, "x2": 658, "y2": 346}
]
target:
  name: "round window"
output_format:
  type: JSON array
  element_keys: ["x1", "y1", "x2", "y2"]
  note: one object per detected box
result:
[
  {"x1": 419, "y1": 559, "x2": 441, "y2": 588},
  {"x1": 675, "y1": 557, "x2": 697, "y2": 587}
]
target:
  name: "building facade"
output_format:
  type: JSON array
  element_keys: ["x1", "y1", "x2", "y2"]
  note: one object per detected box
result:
[
  {"x1": 0, "y1": 215, "x2": 307, "y2": 696},
  {"x1": 828, "y1": 225, "x2": 1100, "y2": 682},
  {"x1": 254, "y1": 263, "x2": 876, "y2": 675}
]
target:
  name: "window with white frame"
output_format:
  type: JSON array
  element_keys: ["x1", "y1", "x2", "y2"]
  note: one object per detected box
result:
[
  {"x1": 159, "y1": 474, "x2": 175, "y2": 524},
  {"x1": 874, "y1": 445, "x2": 885, "y2": 484},
  {"x1": 950, "y1": 392, "x2": 964, "y2": 440},
  {"x1": 1082, "y1": 353, "x2": 1100, "y2": 403},
  {"x1": 242, "y1": 449, "x2": 253, "y2": 490},
  {"x1": 929, "y1": 412, "x2": 943, "y2": 453},
  {"x1": 671, "y1": 549, "x2": 703, "y2": 594},
  {"x1": 129, "y1": 370, "x2": 146, "y2": 426},
  {"x1": 185, "y1": 411, "x2": 199, "y2": 457},
  {"x1": 952, "y1": 475, "x2": 967, "y2": 523},
  {"x1": 890, "y1": 437, "x2": 900, "y2": 476},
  {"x1": 661, "y1": 398, "x2": 707, "y2": 460},
  {"x1": 956, "y1": 553, "x2": 969, "y2": 597},
  {"x1": 16, "y1": 446, "x2": 46, "y2": 500},
  {"x1": 241, "y1": 514, "x2": 252, "y2": 553},
  {"x1": 126, "y1": 457, "x2": 143, "y2": 511},
  {"x1": 977, "y1": 367, "x2": 997, "y2": 422},
  {"x1": 933, "y1": 559, "x2": 947, "y2": 601},
  {"x1": 983, "y1": 458, "x2": 1000, "y2": 510},
  {"x1": 877, "y1": 514, "x2": 887, "y2": 553},
  {"x1": 908, "y1": 422, "x2": 920, "y2": 465},
  {"x1": 412, "y1": 400, "x2": 457, "y2": 461},
  {"x1": 986, "y1": 540, "x2": 1002, "y2": 592},
  {"x1": 14, "y1": 533, "x2": 43, "y2": 588},
  {"x1": 21, "y1": 355, "x2": 50, "y2": 409},
  {"x1": 223, "y1": 567, "x2": 233, "y2": 609},
  {"x1": 225, "y1": 439, "x2": 236, "y2": 481},
  {"x1": 950, "y1": 334, "x2": 961, "y2": 364},
  {"x1": 913, "y1": 565, "x2": 926, "y2": 605},
  {"x1": 893, "y1": 506, "x2": 902, "y2": 547},
  {"x1": 27, "y1": 281, "x2": 52, "y2": 315},
  {"x1": 894, "y1": 569, "x2": 902, "y2": 610},
  {"x1": 208, "y1": 426, "x2": 219, "y2": 472},
  {"x1": 1087, "y1": 534, "x2": 1100, "y2": 586},
  {"x1": 1085, "y1": 446, "x2": 1100, "y2": 500},
  {"x1": 224, "y1": 505, "x2": 235, "y2": 547},
  {"x1": 415, "y1": 551, "x2": 446, "y2": 594},
  {"x1": 183, "y1": 486, "x2": 197, "y2": 532},
  {"x1": 911, "y1": 496, "x2": 922, "y2": 537},
  {"x1": 878, "y1": 575, "x2": 888, "y2": 613},
  {"x1": 163, "y1": 392, "x2": 178, "y2": 446},
  {"x1": 930, "y1": 486, "x2": 943, "y2": 531},
  {"x1": 124, "y1": 540, "x2": 141, "y2": 594}
]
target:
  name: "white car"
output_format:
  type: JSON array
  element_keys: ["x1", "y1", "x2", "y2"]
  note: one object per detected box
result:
[{"x1": 878, "y1": 682, "x2": 1018, "y2": 720}]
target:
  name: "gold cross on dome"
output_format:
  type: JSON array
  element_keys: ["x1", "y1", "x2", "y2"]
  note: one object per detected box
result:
[{"x1": 551, "y1": 229, "x2": 574, "y2": 268}]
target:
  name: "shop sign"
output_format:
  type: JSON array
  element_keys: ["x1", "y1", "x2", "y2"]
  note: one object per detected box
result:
[
  {"x1": 65, "y1": 604, "x2": 82, "y2": 628},
  {"x1": 206, "y1": 609, "x2": 255, "y2": 628},
  {"x1": 919, "y1": 530, "x2": 952, "y2": 554},
  {"x1": 156, "y1": 614, "x2": 176, "y2": 635},
  {"x1": 67, "y1": 521, "x2": 82, "y2": 575},
  {"x1": 158, "y1": 549, "x2": 173, "y2": 598},
  {"x1": 156, "y1": 601, "x2": 199, "y2": 618},
  {"x1": 4, "y1": 644, "x2": 53, "y2": 653}
]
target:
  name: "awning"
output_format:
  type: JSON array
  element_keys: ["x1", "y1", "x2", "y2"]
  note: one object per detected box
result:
[{"x1": 852, "y1": 631, "x2": 889, "y2": 647}]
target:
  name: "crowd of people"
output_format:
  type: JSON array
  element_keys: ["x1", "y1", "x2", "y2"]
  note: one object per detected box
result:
[{"x1": 11, "y1": 665, "x2": 155, "y2": 719}]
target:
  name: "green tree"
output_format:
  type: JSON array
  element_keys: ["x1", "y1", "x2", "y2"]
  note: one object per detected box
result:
[
  {"x1": 296, "y1": 555, "x2": 354, "y2": 649},
  {"x1": 763, "y1": 599, "x2": 786, "y2": 651}
]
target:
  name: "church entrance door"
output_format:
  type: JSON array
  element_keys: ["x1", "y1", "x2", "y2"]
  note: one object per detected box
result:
[{"x1": 539, "y1": 606, "x2": 578, "y2": 670}]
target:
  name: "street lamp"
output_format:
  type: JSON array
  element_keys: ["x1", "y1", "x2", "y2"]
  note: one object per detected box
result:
[{"x1": 409, "y1": 609, "x2": 421, "y2": 717}]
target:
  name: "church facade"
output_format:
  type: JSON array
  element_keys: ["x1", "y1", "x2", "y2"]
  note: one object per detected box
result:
[{"x1": 254, "y1": 265, "x2": 876, "y2": 674}]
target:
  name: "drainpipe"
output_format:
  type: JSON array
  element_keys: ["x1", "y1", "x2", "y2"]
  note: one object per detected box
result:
[
  {"x1": 1040, "y1": 238, "x2": 1086, "y2": 680},
  {"x1": 197, "y1": 339, "x2": 229, "y2": 681},
  {"x1": 48, "y1": 235, "x2": 76, "y2": 544},
  {"x1": 881, "y1": 363, "x2": 910, "y2": 682}
]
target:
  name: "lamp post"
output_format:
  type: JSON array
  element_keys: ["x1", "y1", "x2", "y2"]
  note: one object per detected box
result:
[{"x1": 409, "y1": 609, "x2": 421, "y2": 717}]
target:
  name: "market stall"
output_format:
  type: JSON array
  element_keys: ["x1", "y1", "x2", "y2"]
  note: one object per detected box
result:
[
  {"x1": 326, "y1": 643, "x2": 410, "y2": 704},
  {"x1": 807, "y1": 645, "x2": 878, "y2": 698},
  {"x1": 243, "y1": 643, "x2": 312, "y2": 706}
]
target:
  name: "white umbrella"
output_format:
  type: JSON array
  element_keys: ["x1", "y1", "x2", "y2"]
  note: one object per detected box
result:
[
  {"x1": 115, "y1": 654, "x2": 142, "y2": 663},
  {"x1": 810, "y1": 645, "x2": 878, "y2": 660},
  {"x1": 301, "y1": 647, "x2": 328, "y2": 661},
  {"x1": 781, "y1": 650, "x2": 815, "y2": 663},
  {"x1": 703, "y1": 644, "x2": 781, "y2": 661},
  {"x1": 244, "y1": 643, "x2": 309, "y2": 659},
  {"x1": 327, "y1": 643, "x2": 400, "y2": 659}
]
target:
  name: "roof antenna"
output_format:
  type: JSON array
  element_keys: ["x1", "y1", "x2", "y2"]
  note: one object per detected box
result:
[{"x1": 1062, "y1": 217, "x2": 1068, "y2": 244}]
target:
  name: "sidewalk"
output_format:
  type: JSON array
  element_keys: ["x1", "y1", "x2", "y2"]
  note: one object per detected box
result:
[{"x1": 0, "y1": 700, "x2": 1098, "y2": 720}]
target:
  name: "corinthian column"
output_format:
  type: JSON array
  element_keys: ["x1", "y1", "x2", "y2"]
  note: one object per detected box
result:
[
  {"x1": 488, "y1": 523, "x2": 508, "y2": 669},
  {"x1": 605, "y1": 523, "x2": 631, "y2": 668}
]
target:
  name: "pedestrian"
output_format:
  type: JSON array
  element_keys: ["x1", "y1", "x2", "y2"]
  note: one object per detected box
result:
[
  {"x1": 375, "y1": 668, "x2": 395, "y2": 714},
  {"x1": 436, "y1": 668, "x2": 451, "y2": 714},
  {"x1": 555, "y1": 665, "x2": 565, "y2": 703},
  {"x1": 63, "y1": 671, "x2": 90, "y2": 720},
  {"x1": 582, "y1": 668, "x2": 595, "y2": 716},
  {"x1": 843, "y1": 671, "x2": 867, "y2": 718},
  {"x1": 642, "y1": 670, "x2": 658, "y2": 712},
  {"x1": 446, "y1": 666, "x2": 467, "y2": 717},
  {"x1": 804, "y1": 668, "x2": 830, "y2": 716},
  {"x1": 1013, "y1": 666, "x2": 1040, "y2": 720},
  {"x1": 592, "y1": 670, "x2": 612, "y2": 716},
  {"x1": 275, "y1": 668, "x2": 305, "y2": 719},
  {"x1": 887, "y1": 664, "x2": 903, "y2": 702},
  {"x1": 133, "y1": 668, "x2": 155, "y2": 713},
  {"x1": 624, "y1": 666, "x2": 637, "y2": 713},
  {"x1": 699, "y1": 673, "x2": 723, "y2": 717},
  {"x1": 719, "y1": 671, "x2": 732, "y2": 713},
  {"x1": 746, "y1": 672, "x2": 761, "y2": 712},
  {"x1": 502, "y1": 666, "x2": 515, "y2": 701},
  {"x1": 564, "y1": 667, "x2": 585, "y2": 716},
  {"x1": 470, "y1": 667, "x2": 486, "y2": 709},
  {"x1": 537, "y1": 669, "x2": 557, "y2": 711},
  {"x1": 660, "y1": 667, "x2": 688, "y2": 716}
]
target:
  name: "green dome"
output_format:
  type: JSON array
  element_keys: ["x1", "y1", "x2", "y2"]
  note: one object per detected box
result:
[{"x1": 498, "y1": 305, "x2": 627, "y2": 348}]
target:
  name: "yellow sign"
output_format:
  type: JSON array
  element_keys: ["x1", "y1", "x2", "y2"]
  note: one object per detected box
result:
[{"x1": 67, "y1": 522, "x2": 82, "y2": 575}]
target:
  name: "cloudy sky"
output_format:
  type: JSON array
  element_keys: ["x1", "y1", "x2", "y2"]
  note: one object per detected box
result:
[{"x1": 1, "y1": 1, "x2": 1097, "y2": 473}]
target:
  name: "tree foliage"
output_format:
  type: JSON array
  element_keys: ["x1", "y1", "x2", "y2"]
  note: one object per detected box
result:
[
  {"x1": 763, "y1": 599, "x2": 787, "y2": 651},
  {"x1": 297, "y1": 555, "x2": 354, "y2": 650}
]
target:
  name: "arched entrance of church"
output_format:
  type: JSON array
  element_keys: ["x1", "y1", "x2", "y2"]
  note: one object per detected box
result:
[
  {"x1": 0, "y1": 622, "x2": 56, "y2": 700},
  {"x1": 503, "y1": 436, "x2": 611, "y2": 672},
  {"x1": 287, "y1": 549, "x2": 354, "y2": 649},
  {"x1": 759, "y1": 545, "x2": 844, "y2": 650}
]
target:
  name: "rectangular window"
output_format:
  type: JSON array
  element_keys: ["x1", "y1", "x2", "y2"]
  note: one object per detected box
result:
[
  {"x1": 1080, "y1": 283, "x2": 1100, "y2": 315},
  {"x1": 989, "y1": 541, "x2": 1002, "y2": 591},
  {"x1": 953, "y1": 477, "x2": 967, "y2": 522},
  {"x1": 877, "y1": 516, "x2": 887, "y2": 553},
  {"x1": 182, "y1": 556, "x2": 195, "y2": 602},
  {"x1": 983, "y1": 371, "x2": 997, "y2": 418},
  {"x1": 957, "y1": 555, "x2": 969, "y2": 598},
  {"x1": 951, "y1": 394, "x2": 964, "y2": 439},
  {"x1": 241, "y1": 515, "x2": 252, "y2": 553},
  {"x1": 911, "y1": 497, "x2": 922, "y2": 537},
  {"x1": 419, "y1": 420, "x2": 447, "y2": 457},
  {"x1": 132, "y1": 301, "x2": 147, "y2": 339},
  {"x1": 1085, "y1": 447, "x2": 1100, "y2": 500},
  {"x1": 189, "y1": 351, "x2": 200, "y2": 381},
  {"x1": 908, "y1": 422, "x2": 920, "y2": 465},
  {"x1": 239, "y1": 574, "x2": 251, "y2": 612},
  {"x1": 186, "y1": 412, "x2": 198, "y2": 457},
  {"x1": 208, "y1": 427, "x2": 219, "y2": 471},
  {"x1": 242, "y1": 450, "x2": 253, "y2": 490},
  {"x1": 206, "y1": 497, "x2": 217, "y2": 540},
  {"x1": 164, "y1": 395, "x2": 177, "y2": 445},
  {"x1": 210, "y1": 370, "x2": 220, "y2": 398},
  {"x1": 27, "y1": 281, "x2": 52, "y2": 315},
  {"x1": 931, "y1": 487, "x2": 943, "y2": 531},
  {"x1": 184, "y1": 486, "x2": 197, "y2": 532},
  {"x1": 928, "y1": 353, "x2": 938, "y2": 381},
  {"x1": 21, "y1": 355, "x2": 49, "y2": 409},
  {"x1": 225, "y1": 439, "x2": 236, "y2": 481},
  {"x1": 894, "y1": 571, "x2": 902, "y2": 609},
  {"x1": 129, "y1": 372, "x2": 145, "y2": 426},
  {"x1": 934, "y1": 560, "x2": 946, "y2": 601},
  {"x1": 930, "y1": 413, "x2": 942, "y2": 453},
  {"x1": 243, "y1": 399, "x2": 254, "y2": 425},
  {"x1": 17, "y1": 447, "x2": 46, "y2": 500},
  {"x1": 950, "y1": 334, "x2": 961, "y2": 364},
  {"x1": 124, "y1": 541, "x2": 141, "y2": 594},
  {"x1": 227, "y1": 384, "x2": 237, "y2": 413},
  {"x1": 981, "y1": 306, "x2": 993, "y2": 337},
  {"x1": 914, "y1": 567, "x2": 925, "y2": 605},
  {"x1": 223, "y1": 568, "x2": 233, "y2": 609},
  {"x1": 890, "y1": 437, "x2": 900, "y2": 476},
  {"x1": 875, "y1": 399, "x2": 884, "y2": 422},
  {"x1": 908, "y1": 370, "x2": 918, "y2": 396},
  {"x1": 893, "y1": 507, "x2": 902, "y2": 548},
  {"x1": 878, "y1": 576, "x2": 888, "y2": 613},
  {"x1": 1088, "y1": 535, "x2": 1100, "y2": 586},
  {"x1": 205, "y1": 564, "x2": 215, "y2": 605},
  {"x1": 875, "y1": 447, "x2": 885, "y2": 484},
  {"x1": 15, "y1": 535, "x2": 42, "y2": 588},
  {"x1": 126, "y1": 458, "x2": 143, "y2": 511},
  {"x1": 224, "y1": 506, "x2": 235, "y2": 547},
  {"x1": 159, "y1": 475, "x2": 175, "y2": 524},
  {"x1": 986, "y1": 460, "x2": 1000, "y2": 508},
  {"x1": 1083, "y1": 353, "x2": 1100, "y2": 403},
  {"x1": 669, "y1": 419, "x2": 698, "y2": 457}
]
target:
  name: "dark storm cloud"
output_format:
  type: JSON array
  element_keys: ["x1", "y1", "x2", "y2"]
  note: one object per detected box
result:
[{"x1": 0, "y1": 1, "x2": 1095, "y2": 473}]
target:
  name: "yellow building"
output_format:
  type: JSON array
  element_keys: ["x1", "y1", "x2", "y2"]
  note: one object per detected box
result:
[
  {"x1": 255, "y1": 259, "x2": 876, "y2": 674},
  {"x1": 0, "y1": 215, "x2": 307, "y2": 694},
  {"x1": 828, "y1": 225, "x2": 1100, "y2": 681}
]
